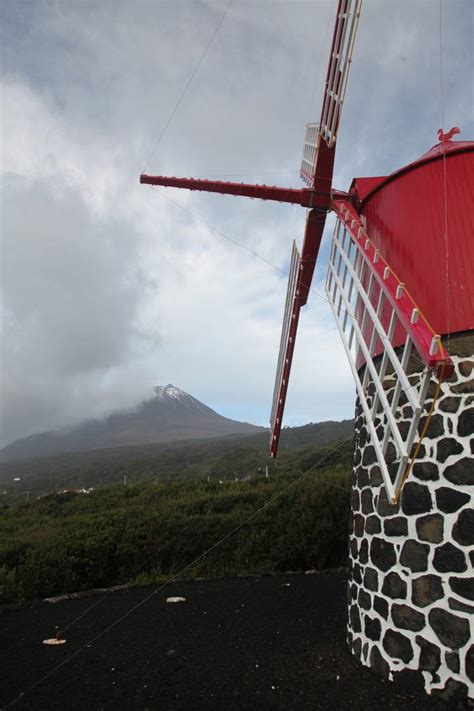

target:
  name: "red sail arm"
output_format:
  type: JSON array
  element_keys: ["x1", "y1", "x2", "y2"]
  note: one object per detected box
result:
[{"x1": 139, "y1": 175, "x2": 331, "y2": 209}]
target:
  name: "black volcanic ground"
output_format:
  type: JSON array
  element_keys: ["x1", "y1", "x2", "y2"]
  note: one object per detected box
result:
[{"x1": 1, "y1": 573, "x2": 455, "y2": 710}]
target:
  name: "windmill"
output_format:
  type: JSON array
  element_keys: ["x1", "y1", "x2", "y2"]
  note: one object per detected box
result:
[
  {"x1": 140, "y1": 0, "x2": 463, "y2": 499},
  {"x1": 141, "y1": 4, "x2": 473, "y2": 698}
]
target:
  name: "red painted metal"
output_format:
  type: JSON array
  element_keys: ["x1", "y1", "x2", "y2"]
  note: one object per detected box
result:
[
  {"x1": 297, "y1": 208, "x2": 327, "y2": 305},
  {"x1": 354, "y1": 142, "x2": 474, "y2": 336},
  {"x1": 334, "y1": 200, "x2": 455, "y2": 379},
  {"x1": 139, "y1": 174, "x2": 329, "y2": 208}
]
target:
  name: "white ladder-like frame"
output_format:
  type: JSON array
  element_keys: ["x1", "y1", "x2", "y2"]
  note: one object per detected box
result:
[
  {"x1": 326, "y1": 201, "x2": 452, "y2": 501},
  {"x1": 300, "y1": 0, "x2": 362, "y2": 186},
  {"x1": 270, "y1": 240, "x2": 301, "y2": 440},
  {"x1": 300, "y1": 123, "x2": 319, "y2": 187},
  {"x1": 320, "y1": 0, "x2": 362, "y2": 147}
]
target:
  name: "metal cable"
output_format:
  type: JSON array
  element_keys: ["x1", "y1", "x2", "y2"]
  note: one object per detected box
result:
[
  {"x1": 141, "y1": 0, "x2": 233, "y2": 175},
  {"x1": 3, "y1": 437, "x2": 352, "y2": 709}
]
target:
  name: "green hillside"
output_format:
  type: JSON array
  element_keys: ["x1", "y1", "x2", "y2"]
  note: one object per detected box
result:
[
  {"x1": 0, "y1": 420, "x2": 354, "y2": 499},
  {"x1": 0, "y1": 435, "x2": 353, "y2": 604}
]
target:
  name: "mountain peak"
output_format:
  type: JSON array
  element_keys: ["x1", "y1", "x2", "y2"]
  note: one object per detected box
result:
[
  {"x1": 0, "y1": 385, "x2": 265, "y2": 462},
  {"x1": 153, "y1": 384, "x2": 185, "y2": 401}
]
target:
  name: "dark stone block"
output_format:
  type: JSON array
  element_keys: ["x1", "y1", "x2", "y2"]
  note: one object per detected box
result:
[
  {"x1": 353, "y1": 513, "x2": 365, "y2": 537},
  {"x1": 362, "y1": 445, "x2": 376, "y2": 467},
  {"x1": 383, "y1": 629, "x2": 414, "y2": 663},
  {"x1": 438, "y1": 396, "x2": 460, "y2": 413},
  {"x1": 357, "y1": 466, "x2": 370, "y2": 488},
  {"x1": 364, "y1": 567, "x2": 378, "y2": 592},
  {"x1": 364, "y1": 615, "x2": 381, "y2": 641},
  {"x1": 453, "y1": 508, "x2": 474, "y2": 546},
  {"x1": 352, "y1": 636, "x2": 362, "y2": 659},
  {"x1": 409, "y1": 441, "x2": 426, "y2": 459},
  {"x1": 358, "y1": 426, "x2": 368, "y2": 449},
  {"x1": 370, "y1": 466, "x2": 383, "y2": 487},
  {"x1": 418, "y1": 413, "x2": 444, "y2": 439},
  {"x1": 385, "y1": 442, "x2": 397, "y2": 465},
  {"x1": 361, "y1": 488, "x2": 374, "y2": 514},
  {"x1": 346, "y1": 584, "x2": 352, "y2": 606},
  {"x1": 354, "y1": 448, "x2": 362, "y2": 468},
  {"x1": 433, "y1": 542, "x2": 467, "y2": 573},
  {"x1": 362, "y1": 641, "x2": 369, "y2": 661},
  {"x1": 416, "y1": 513, "x2": 444, "y2": 543},
  {"x1": 401, "y1": 482, "x2": 432, "y2": 515},
  {"x1": 365, "y1": 515, "x2": 381, "y2": 534},
  {"x1": 449, "y1": 576, "x2": 474, "y2": 601},
  {"x1": 466, "y1": 644, "x2": 474, "y2": 683},
  {"x1": 397, "y1": 420, "x2": 411, "y2": 439},
  {"x1": 358, "y1": 588, "x2": 371, "y2": 611},
  {"x1": 435, "y1": 486, "x2": 470, "y2": 514},
  {"x1": 349, "y1": 604, "x2": 361, "y2": 633},
  {"x1": 370, "y1": 537, "x2": 396, "y2": 572},
  {"x1": 431, "y1": 678, "x2": 470, "y2": 702},
  {"x1": 392, "y1": 603, "x2": 425, "y2": 631},
  {"x1": 412, "y1": 461, "x2": 439, "y2": 481},
  {"x1": 350, "y1": 583, "x2": 358, "y2": 601},
  {"x1": 429, "y1": 608, "x2": 470, "y2": 649},
  {"x1": 377, "y1": 488, "x2": 400, "y2": 517},
  {"x1": 448, "y1": 597, "x2": 474, "y2": 614},
  {"x1": 452, "y1": 378, "x2": 474, "y2": 394},
  {"x1": 352, "y1": 562, "x2": 363, "y2": 584},
  {"x1": 384, "y1": 516, "x2": 408, "y2": 537},
  {"x1": 382, "y1": 571, "x2": 407, "y2": 599},
  {"x1": 351, "y1": 489, "x2": 360, "y2": 511},
  {"x1": 373, "y1": 596, "x2": 389, "y2": 619},
  {"x1": 387, "y1": 460, "x2": 399, "y2": 484},
  {"x1": 459, "y1": 360, "x2": 473, "y2": 378},
  {"x1": 412, "y1": 574, "x2": 444, "y2": 608},
  {"x1": 444, "y1": 457, "x2": 474, "y2": 486},
  {"x1": 359, "y1": 538, "x2": 369, "y2": 565},
  {"x1": 369, "y1": 645, "x2": 389, "y2": 678},
  {"x1": 458, "y1": 407, "x2": 474, "y2": 436},
  {"x1": 350, "y1": 537, "x2": 358, "y2": 559},
  {"x1": 400, "y1": 540, "x2": 429, "y2": 572},
  {"x1": 445, "y1": 651, "x2": 460, "y2": 674},
  {"x1": 437, "y1": 437, "x2": 464, "y2": 463},
  {"x1": 416, "y1": 635, "x2": 441, "y2": 672}
]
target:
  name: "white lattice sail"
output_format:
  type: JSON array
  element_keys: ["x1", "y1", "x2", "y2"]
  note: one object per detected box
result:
[
  {"x1": 270, "y1": 241, "x2": 301, "y2": 456},
  {"x1": 326, "y1": 201, "x2": 453, "y2": 501}
]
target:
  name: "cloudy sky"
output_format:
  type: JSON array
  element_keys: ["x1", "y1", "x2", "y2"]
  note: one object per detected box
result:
[{"x1": 1, "y1": 0, "x2": 472, "y2": 447}]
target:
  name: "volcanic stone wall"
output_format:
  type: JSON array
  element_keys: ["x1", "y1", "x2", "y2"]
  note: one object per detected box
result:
[{"x1": 347, "y1": 333, "x2": 474, "y2": 702}]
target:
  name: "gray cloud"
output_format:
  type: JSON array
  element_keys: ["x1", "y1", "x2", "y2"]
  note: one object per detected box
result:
[
  {"x1": 0, "y1": 178, "x2": 153, "y2": 444},
  {"x1": 1, "y1": 0, "x2": 472, "y2": 446}
]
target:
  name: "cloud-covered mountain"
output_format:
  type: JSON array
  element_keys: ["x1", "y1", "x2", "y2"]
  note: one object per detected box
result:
[{"x1": 0, "y1": 385, "x2": 265, "y2": 462}]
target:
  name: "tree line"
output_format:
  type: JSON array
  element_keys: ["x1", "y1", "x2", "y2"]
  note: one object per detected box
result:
[{"x1": 0, "y1": 444, "x2": 352, "y2": 603}]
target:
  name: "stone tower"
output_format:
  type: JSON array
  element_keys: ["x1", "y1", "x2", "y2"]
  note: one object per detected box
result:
[{"x1": 347, "y1": 333, "x2": 473, "y2": 702}]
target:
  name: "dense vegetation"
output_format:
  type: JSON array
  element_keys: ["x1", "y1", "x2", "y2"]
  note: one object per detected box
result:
[{"x1": 0, "y1": 439, "x2": 352, "y2": 604}]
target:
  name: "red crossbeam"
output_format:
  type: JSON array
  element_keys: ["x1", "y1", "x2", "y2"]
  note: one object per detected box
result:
[{"x1": 140, "y1": 174, "x2": 333, "y2": 209}]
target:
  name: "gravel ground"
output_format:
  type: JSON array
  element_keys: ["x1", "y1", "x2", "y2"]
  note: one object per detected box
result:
[{"x1": 0, "y1": 572, "x2": 460, "y2": 710}]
